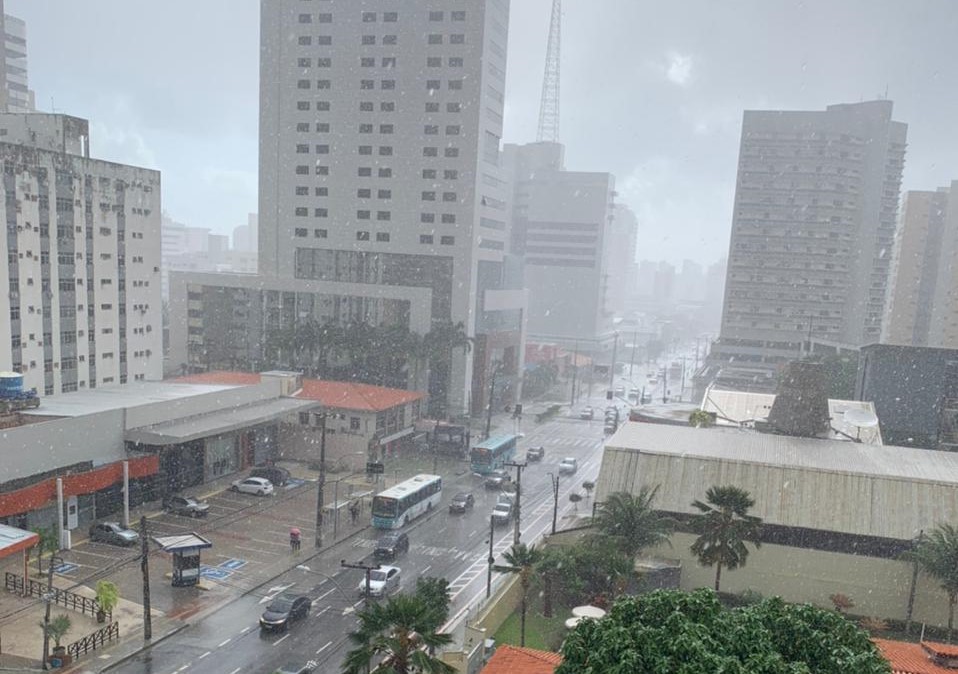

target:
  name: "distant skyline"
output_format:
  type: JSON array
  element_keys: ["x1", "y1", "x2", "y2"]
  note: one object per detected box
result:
[{"x1": 9, "y1": 0, "x2": 958, "y2": 265}]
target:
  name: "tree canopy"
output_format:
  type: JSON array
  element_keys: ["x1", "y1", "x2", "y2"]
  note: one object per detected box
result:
[{"x1": 557, "y1": 589, "x2": 891, "y2": 674}]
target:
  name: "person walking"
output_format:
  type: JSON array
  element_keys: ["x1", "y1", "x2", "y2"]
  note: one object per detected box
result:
[
  {"x1": 349, "y1": 501, "x2": 360, "y2": 525},
  {"x1": 289, "y1": 527, "x2": 301, "y2": 553}
]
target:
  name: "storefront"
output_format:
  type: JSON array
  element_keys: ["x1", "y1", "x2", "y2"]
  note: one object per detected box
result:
[{"x1": 204, "y1": 435, "x2": 239, "y2": 482}]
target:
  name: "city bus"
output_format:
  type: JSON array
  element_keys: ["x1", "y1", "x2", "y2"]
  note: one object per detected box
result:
[
  {"x1": 371, "y1": 474, "x2": 443, "y2": 529},
  {"x1": 469, "y1": 434, "x2": 519, "y2": 474}
]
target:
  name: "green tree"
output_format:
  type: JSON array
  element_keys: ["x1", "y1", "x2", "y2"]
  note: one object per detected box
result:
[
  {"x1": 423, "y1": 321, "x2": 473, "y2": 417},
  {"x1": 535, "y1": 546, "x2": 582, "y2": 618},
  {"x1": 591, "y1": 487, "x2": 674, "y2": 559},
  {"x1": 906, "y1": 523, "x2": 958, "y2": 640},
  {"x1": 41, "y1": 614, "x2": 71, "y2": 649},
  {"x1": 497, "y1": 543, "x2": 543, "y2": 647},
  {"x1": 557, "y1": 589, "x2": 891, "y2": 674},
  {"x1": 31, "y1": 526, "x2": 58, "y2": 576},
  {"x1": 690, "y1": 485, "x2": 763, "y2": 592},
  {"x1": 415, "y1": 576, "x2": 451, "y2": 634},
  {"x1": 343, "y1": 593, "x2": 455, "y2": 674}
]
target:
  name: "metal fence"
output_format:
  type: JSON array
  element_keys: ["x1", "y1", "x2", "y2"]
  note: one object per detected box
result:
[
  {"x1": 67, "y1": 621, "x2": 119, "y2": 659},
  {"x1": 4, "y1": 572, "x2": 111, "y2": 621}
]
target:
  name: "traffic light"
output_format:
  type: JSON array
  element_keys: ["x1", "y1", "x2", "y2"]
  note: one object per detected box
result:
[
  {"x1": 513, "y1": 403, "x2": 523, "y2": 418},
  {"x1": 606, "y1": 390, "x2": 613, "y2": 401}
]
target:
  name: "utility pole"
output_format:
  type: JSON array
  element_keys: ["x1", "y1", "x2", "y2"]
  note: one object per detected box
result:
[
  {"x1": 342, "y1": 559, "x2": 381, "y2": 609},
  {"x1": 140, "y1": 516, "x2": 151, "y2": 640},
  {"x1": 41, "y1": 553, "x2": 62, "y2": 669},
  {"x1": 680, "y1": 357, "x2": 687, "y2": 402},
  {"x1": 505, "y1": 461, "x2": 527, "y2": 545},
  {"x1": 662, "y1": 365, "x2": 668, "y2": 404},
  {"x1": 484, "y1": 362, "x2": 501, "y2": 440},
  {"x1": 608, "y1": 332, "x2": 619, "y2": 392},
  {"x1": 629, "y1": 331, "x2": 638, "y2": 378},
  {"x1": 569, "y1": 340, "x2": 578, "y2": 407},
  {"x1": 485, "y1": 514, "x2": 495, "y2": 599},
  {"x1": 315, "y1": 412, "x2": 328, "y2": 549},
  {"x1": 549, "y1": 473, "x2": 559, "y2": 535}
]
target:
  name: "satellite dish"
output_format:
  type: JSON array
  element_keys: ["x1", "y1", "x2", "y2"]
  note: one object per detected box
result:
[{"x1": 843, "y1": 408, "x2": 879, "y2": 428}]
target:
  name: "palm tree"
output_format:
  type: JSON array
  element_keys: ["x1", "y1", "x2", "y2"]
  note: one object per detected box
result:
[
  {"x1": 496, "y1": 543, "x2": 543, "y2": 647},
  {"x1": 535, "y1": 545, "x2": 580, "y2": 618},
  {"x1": 423, "y1": 321, "x2": 473, "y2": 417},
  {"x1": 343, "y1": 593, "x2": 455, "y2": 674},
  {"x1": 592, "y1": 487, "x2": 674, "y2": 559},
  {"x1": 690, "y1": 485, "x2": 763, "y2": 592},
  {"x1": 906, "y1": 524, "x2": 958, "y2": 641}
]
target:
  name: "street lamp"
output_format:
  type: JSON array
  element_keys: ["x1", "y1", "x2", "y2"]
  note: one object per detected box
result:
[
  {"x1": 294, "y1": 564, "x2": 352, "y2": 605},
  {"x1": 484, "y1": 361, "x2": 505, "y2": 440},
  {"x1": 41, "y1": 553, "x2": 63, "y2": 670},
  {"x1": 548, "y1": 473, "x2": 560, "y2": 535}
]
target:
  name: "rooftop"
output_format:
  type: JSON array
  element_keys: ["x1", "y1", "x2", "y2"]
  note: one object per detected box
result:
[
  {"x1": 168, "y1": 371, "x2": 264, "y2": 387},
  {"x1": 874, "y1": 638, "x2": 958, "y2": 673},
  {"x1": 481, "y1": 645, "x2": 562, "y2": 674},
  {"x1": 295, "y1": 379, "x2": 424, "y2": 412},
  {"x1": 606, "y1": 423, "x2": 958, "y2": 487}
]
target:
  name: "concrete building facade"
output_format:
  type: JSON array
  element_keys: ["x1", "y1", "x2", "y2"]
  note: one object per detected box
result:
[
  {"x1": 503, "y1": 141, "x2": 616, "y2": 354},
  {"x1": 255, "y1": 0, "x2": 523, "y2": 419},
  {"x1": 0, "y1": 3, "x2": 35, "y2": 113},
  {"x1": 0, "y1": 113, "x2": 163, "y2": 396},
  {"x1": 883, "y1": 185, "x2": 954, "y2": 347},
  {"x1": 709, "y1": 100, "x2": 907, "y2": 390}
]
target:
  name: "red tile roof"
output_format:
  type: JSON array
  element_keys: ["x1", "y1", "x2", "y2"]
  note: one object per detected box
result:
[
  {"x1": 169, "y1": 371, "x2": 263, "y2": 386},
  {"x1": 874, "y1": 638, "x2": 958, "y2": 674},
  {"x1": 481, "y1": 645, "x2": 562, "y2": 674},
  {"x1": 295, "y1": 379, "x2": 425, "y2": 412}
]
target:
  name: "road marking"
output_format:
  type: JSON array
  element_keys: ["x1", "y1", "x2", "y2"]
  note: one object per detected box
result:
[
  {"x1": 218, "y1": 638, "x2": 231, "y2": 647},
  {"x1": 317, "y1": 588, "x2": 335, "y2": 601},
  {"x1": 316, "y1": 641, "x2": 333, "y2": 655},
  {"x1": 239, "y1": 626, "x2": 252, "y2": 634},
  {"x1": 468, "y1": 529, "x2": 477, "y2": 537},
  {"x1": 230, "y1": 668, "x2": 242, "y2": 674},
  {"x1": 352, "y1": 599, "x2": 364, "y2": 608},
  {"x1": 198, "y1": 652, "x2": 210, "y2": 660},
  {"x1": 420, "y1": 565, "x2": 432, "y2": 575},
  {"x1": 274, "y1": 634, "x2": 290, "y2": 646},
  {"x1": 177, "y1": 665, "x2": 190, "y2": 672}
]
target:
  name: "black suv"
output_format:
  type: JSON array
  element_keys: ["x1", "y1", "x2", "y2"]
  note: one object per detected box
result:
[
  {"x1": 251, "y1": 466, "x2": 291, "y2": 487},
  {"x1": 526, "y1": 446, "x2": 545, "y2": 462},
  {"x1": 374, "y1": 531, "x2": 409, "y2": 560},
  {"x1": 162, "y1": 495, "x2": 210, "y2": 518},
  {"x1": 260, "y1": 592, "x2": 312, "y2": 631}
]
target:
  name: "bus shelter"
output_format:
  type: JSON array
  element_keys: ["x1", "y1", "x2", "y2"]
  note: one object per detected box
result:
[{"x1": 153, "y1": 533, "x2": 212, "y2": 587}]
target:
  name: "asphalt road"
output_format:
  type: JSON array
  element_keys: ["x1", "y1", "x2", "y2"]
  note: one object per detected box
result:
[{"x1": 107, "y1": 413, "x2": 607, "y2": 674}]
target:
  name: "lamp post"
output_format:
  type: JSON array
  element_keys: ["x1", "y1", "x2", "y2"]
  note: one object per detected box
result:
[
  {"x1": 41, "y1": 553, "x2": 63, "y2": 669},
  {"x1": 485, "y1": 514, "x2": 495, "y2": 599},
  {"x1": 315, "y1": 411, "x2": 328, "y2": 549},
  {"x1": 295, "y1": 564, "x2": 352, "y2": 604},
  {"x1": 570, "y1": 340, "x2": 579, "y2": 407},
  {"x1": 609, "y1": 332, "x2": 619, "y2": 392},
  {"x1": 342, "y1": 559, "x2": 381, "y2": 610},
  {"x1": 484, "y1": 361, "x2": 503, "y2": 440},
  {"x1": 548, "y1": 473, "x2": 559, "y2": 535}
]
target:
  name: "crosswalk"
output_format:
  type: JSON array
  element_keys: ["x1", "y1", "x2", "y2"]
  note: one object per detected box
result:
[{"x1": 522, "y1": 435, "x2": 604, "y2": 450}]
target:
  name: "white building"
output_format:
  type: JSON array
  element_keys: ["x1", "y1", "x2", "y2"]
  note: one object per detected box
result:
[
  {"x1": 161, "y1": 215, "x2": 258, "y2": 299},
  {"x1": 249, "y1": 0, "x2": 523, "y2": 418},
  {"x1": 232, "y1": 213, "x2": 258, "y2": 253},
  {"x1": 0, "y1": 3, "x2": 35, "y2": 113},
  {"x1": 0, "y1": 113, "x2": 163, "y2": 395}
]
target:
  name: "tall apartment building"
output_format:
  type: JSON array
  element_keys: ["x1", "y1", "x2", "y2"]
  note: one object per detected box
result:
[
  {"x1": 0, "y1": 113, "x2": 163, "y2": 395},
  {"x1": 709, "y1": 100, "x2": 907, "y2": 390},
  {"x1": 174, "y1": 0, "x2": 522, "y2": 417},
  {"x1": 503, "y1": 141, "x2": 616, "y2": 355},
  {"x1": 883, "y1": 186, "x2": 953, "y2": 346},
  {"x1": 0, "y1": 3, "x2": 35, "y2": 113}
]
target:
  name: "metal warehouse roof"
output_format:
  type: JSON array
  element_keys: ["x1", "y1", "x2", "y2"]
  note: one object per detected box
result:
[{"x1": 606, "y1": 423, "x2": 957, "y2": 485}]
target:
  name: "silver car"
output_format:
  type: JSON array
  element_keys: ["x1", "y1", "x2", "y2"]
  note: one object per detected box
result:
[
  {"x1": 357, "y1": 565, "x2": 401, "y2": 598},
  {"x1": 230, "y1": 476, "x2": 274, "y2": 496},
  {"x1": 558, "y1": 457, "x2": 578, "y2": 474}
]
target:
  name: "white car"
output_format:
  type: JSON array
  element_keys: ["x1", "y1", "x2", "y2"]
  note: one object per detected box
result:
[
  {"x1": 558, "y1": 457, "x2": 578, "y2": 475},
  {"x1": 230, "y1": 476, "x2": 274, "y2": 496},
  {"x1": 357, "y1": 565, "x2": 401, "y2": 598}
]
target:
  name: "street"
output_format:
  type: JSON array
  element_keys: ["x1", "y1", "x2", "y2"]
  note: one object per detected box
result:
[{"x1": 104, "y1": 412, "x2": 606, "y2": 674}]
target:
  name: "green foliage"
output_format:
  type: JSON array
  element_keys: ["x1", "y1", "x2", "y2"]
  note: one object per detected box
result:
[
  {"x1": 556, "y1": 589, "x2": 891, "y2": 674},
  {"x1": 689, "y1": 410, "x2": 716, "y2": 428},
  {"x1": 563, "y1": 538, "x2": 634, "y2": 608},
  {"x1": 534, "y1": 546, "x2": 582, "y2": 618},
  {"x1": 31, "y1": 526, "x2": 58, "y2": 574},
  {"x1": 905, "y1": 524, "x2": 958, "y2": 639},
  {"x1": 41, "y1": 614, "x2": 72, "y2": 648},
  {"x1": 414, "y1": 576, "x2": 451, "y2": 634},
  {"x1": 344, "y1": 593, "x2": 455, "y2": 674},
  {"x1": 95, "y1": 580, "x2": 120, "y2": 614},
  {"x1": 500, "y1": 544, "x2": 544, "y2": 647},
  {"x1": 690, "y1": 485, "x2": 763, "y2": 592},
  {"x1": 591, "y1": 487, "x2": 674, "y2": 559}
]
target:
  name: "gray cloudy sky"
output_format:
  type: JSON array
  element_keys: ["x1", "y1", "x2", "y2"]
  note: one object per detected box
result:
[{"x1": 9, "y1": 0, "x2": 958, "y2": 265}]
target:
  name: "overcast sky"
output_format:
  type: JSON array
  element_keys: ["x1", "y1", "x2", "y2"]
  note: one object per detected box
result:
[{"x1": 9, "y1": 0, "x2": 958, "y2": 265}]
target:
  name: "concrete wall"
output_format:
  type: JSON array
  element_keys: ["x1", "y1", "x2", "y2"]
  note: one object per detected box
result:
[
  {"x1": 651, "y1": 532, "x2": 950, "y2": 627},
  {"x1": 279, "y1": 421, "x2": 371, "y2": 473},
  {"x1": 124, "y1": 379, "x2": 282, "y2": 429}
]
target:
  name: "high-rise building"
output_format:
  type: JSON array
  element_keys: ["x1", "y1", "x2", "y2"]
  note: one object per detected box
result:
[
  {"x1": 503, "y1": 141, "x2": 615, "y2": 353},
  {"x1": 606, "y1": 204, "x2": 638, "y2": 311},
  {"x1": 232, "y1": 213, "x2": 258, "y2": 253},
  {"x1": 0, "y1": 3, "x2": 35, "y2": 113},
  {"x1": 196, "y1": 1, "x2": 522, "y2": 417},
  {"x1": 882, "y1": 185, "x2": 953, "y2": 347},
  {"x1": 0, "y1": 113, "x2": 163, "y2": 395},
  {"x1": 709, "y1": 100, "x2": 907, "y2": 390}
]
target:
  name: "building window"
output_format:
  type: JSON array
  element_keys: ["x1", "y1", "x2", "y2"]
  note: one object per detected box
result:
[
  {"x1": 361, "y1": 57, "x2": 375, "y2": 67},
  {"x1": 362, "y1": 35, "x2": 375, "y2": 45},
  {"x1": 426, "y1": 79, "x2": 441, "y2": 90},
  {"x1": 360, "y1": 123, "x2": 373, "y2": 133},
  {"x1": 429, "y1": 10, "x2": 443, "y2": 21},
  {"x1": 350, "y1": 416, "x2": 361, "y2": 430},
  {"x1": 316, "y1": 165, "x2": 329, "y2": 175},
  {"x1": 317, "y1": 79, "x2": 331, "y2": 89},
  {"x1": 318, "y1": 13, "x2": 332, "y2": 23},
  {"x1": 361, "y1": 79, "x2": 374, "y2": 90},
  {"x1": 451, "y1": 34, "x2": 465, "y2": 44},
  {"x1": 357, "y1": 210, "x2": 370, "y2": 219},
  {"x1": 296, "y1": 144, "x2": 310, "y2": 153},
  {"x1": 382, "y1": 57, "x2": 396, "y2": 68},
  {"x1": 380, "y1": 101, "x2": 395, "y2": 112},
  {"x1": 360, "y1": 102, "x2": 374, "y2": 112},
  {"x1": 358, "y1": 167, "x2": 372, "y2": 177},
  {"x1": 423, "y1": 147, "x2": 438, "y2": 157},
  {"x1": 382, "y1": 35, "x2": 397, "y2": 45},
  {"x1": 317, "y1": 35, "x2": 332, "y2": 45},
  {"x1": 317, "y1": 101, "x2": 330, "y2": 111},
  {"x1": 314, "y1": 228, "x2": 328, "y2": 238},
  {"x1": 422, "y1": 169, "x2": 437, "y2": 179},
  {"x1": 444, "y1": 169, "x2": 458, "y2": 179},
  {"x1": 297, "y1": 101, "x2": 310, "y2": 110},
  {"x1": 298, "y1": 13, "x2": 312, "y2": 23},
  {"x1": 425, "y1": 125, "x2": 439, "y2": 135},
  {"x1": 378, "y1": 189, "x2": 392, "y2": 199},
  {"x1": 378, "y1": 168, "x2": 392, "y2": 178},
  {"x1": 362, "y1": 11, "x2": 376, "y2": 22},
  {"x1": 448, "y1": 57, "x2": 464, "y2": 67},
  {"x1": 359, "y1": 145, "x2": 373, "y2": 155},
  {"x1": 427, "y1": 56, "x2": 442, "y2": 67},
  {"x1": 358, "y1": 188, "x2": 372, "y2": 198},
  {"x1": 379, "y1": 146, "x2": 393, "y2": 156},
  {"x1": 379, "y1": 124, "x2": 393, "y2": 134},
  {"x1": 356, "y1": 231, "x2": 370, "y2": 241},
  {"x1": 446, "y1": 125, "x2": 461, "y2": 135},
  {"x1": 315, "y1": 187, "x2": 328, "y2": 196},
  {"x1": 296, "y1": 122, "x2": 310, "y2": 132},
  {"x1": 420, "y1": 234, "x2": 434, "y2": 244},
  {"x1": 425, "y1": 102, "x2": 440, "y2": 113},
  {"x1": 422, "y1": 191, "x2": 436, "y2": 201},
  {"x1": 377, "y1": 211, "x2": 391, "y2": 221},
  {"x1": 316, "y1": 122, "x2": 330, "y2": 132},
  {"x1": 441, "y1": 214, "x2": 456, "y2": 224},
  {"x1": 447, "y1": 102, "x2": 462, "y2": 112},
  {"x1": 316, "y1": 57, "x2": 331, "y2": 67},
  {"x1": 376, "y1": 232, "x2": 390, "y2": 242},
  {"x1": 297, "y1": 79, "x2": 311, "y2": 89},
  {"x1": 449, "y1": 79, "x2": 463, "y2": 90},
  {"x1": 298, "y1": 57, "x2": 311, "y2": 67},
  {"x1": 316, "y1": 144, "x2": 330, "y2": 154},
  {"x1": 442, "y1": 192, "x2": 457, "y2": 202},
  {"x1": 314, "y1": 208, "x2": 328, "y2": 217},
  {"x1": 295, "y1": 165, "x2": 309, "y2": 175},
  {"x1": 445, "y1": 147, "x2": 459, "y2": 157},
  {"x1": 295, "y1": 208, "x2": 308, "y2": 217},
  {"x1": 452, "y1": 10, "x2": 466, "y2": 20},
  {"x1": 381, "y1": 80, "x2": 396, "y2": 90},
  {"x1": 421, "y1": 213, "x2": 435, "y2": 223},
  {"x1": 383, "y1": 11, "x2": 398, "y2": 22},
  {"x1": 298, "y1": 36, "x2": 312, "y2": 46},
  {"x1": 440, "y1": 235, "x2": 455, "y2": 245}
]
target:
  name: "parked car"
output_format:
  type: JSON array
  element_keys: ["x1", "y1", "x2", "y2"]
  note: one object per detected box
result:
[
  {"x1": 491, "y1": 502, "x2": 513, "y2": 525},
  {"x1": 231, "y1": 476, "x2": 274, "y2": 496},
  {"x1": 558, "y1": 457, "x2": 578, "y2": 474},
  {"x1": 484, "y1": 469, "x2": 512, "y2": 490},
  {"x1": 251, "y1": 466, "x2": 291, "y2": 487},
  {"x1": 358, "y1": 565, "x2": 401, "y2": 598},
  {"x1": 497, "y1": 492, "x2": 516, "y2": 507},
  {"x1": 614, "y1": 386, "x2": 626, "y2": 397},
  {"x1": 162, "y1": 495, "x2": 210, "y2": 518},
  {"x1": 579, "y1": 407, "x2": 594, "y2": 420},
  {"x1": 449, "y1": 492, "x2": 475, "y2": 514},
  {"x1": 374, "y1": 531, "x2": 409, "y2": 560},
  {"x1": 628, "y1": 388, "x2": 640, "y2": 401},
  {"x1": 259, "y1": 592, "x2": 312, "y2": 630},
  {"x1": 640, "y1": 393, "x2": 652, "y2": 404},
  {"x1": 89, "y1": 522, "x2": 139, "y2": 547},
  {"x1": 526, "y1": 446, "x2": 545, "y2": 462},
  {"x1": 273, "y1": 661, "x2": 318, "y2": 674}
]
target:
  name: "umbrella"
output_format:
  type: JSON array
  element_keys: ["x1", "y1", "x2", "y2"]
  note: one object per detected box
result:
[{"x1": 289, "y1": 527, "x2": 301, "y2": 537}]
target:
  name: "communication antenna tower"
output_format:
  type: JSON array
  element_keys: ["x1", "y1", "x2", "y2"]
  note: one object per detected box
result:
[{"x1": 536, "y1": 0, "x2": 561, "y2": 143}]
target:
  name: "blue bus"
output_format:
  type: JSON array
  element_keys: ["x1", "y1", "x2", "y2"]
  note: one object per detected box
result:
[
  {"x1": 371, "y1": 474, "x2": 443, "y2": 529},
  {"x1": 470, "y1": 434, "x2": 519, "y2": 474}
]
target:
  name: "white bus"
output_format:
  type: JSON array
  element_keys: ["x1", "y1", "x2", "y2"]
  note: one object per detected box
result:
[{"x1": 371, "y1": 474, "x2": 442, "y2": 529}]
